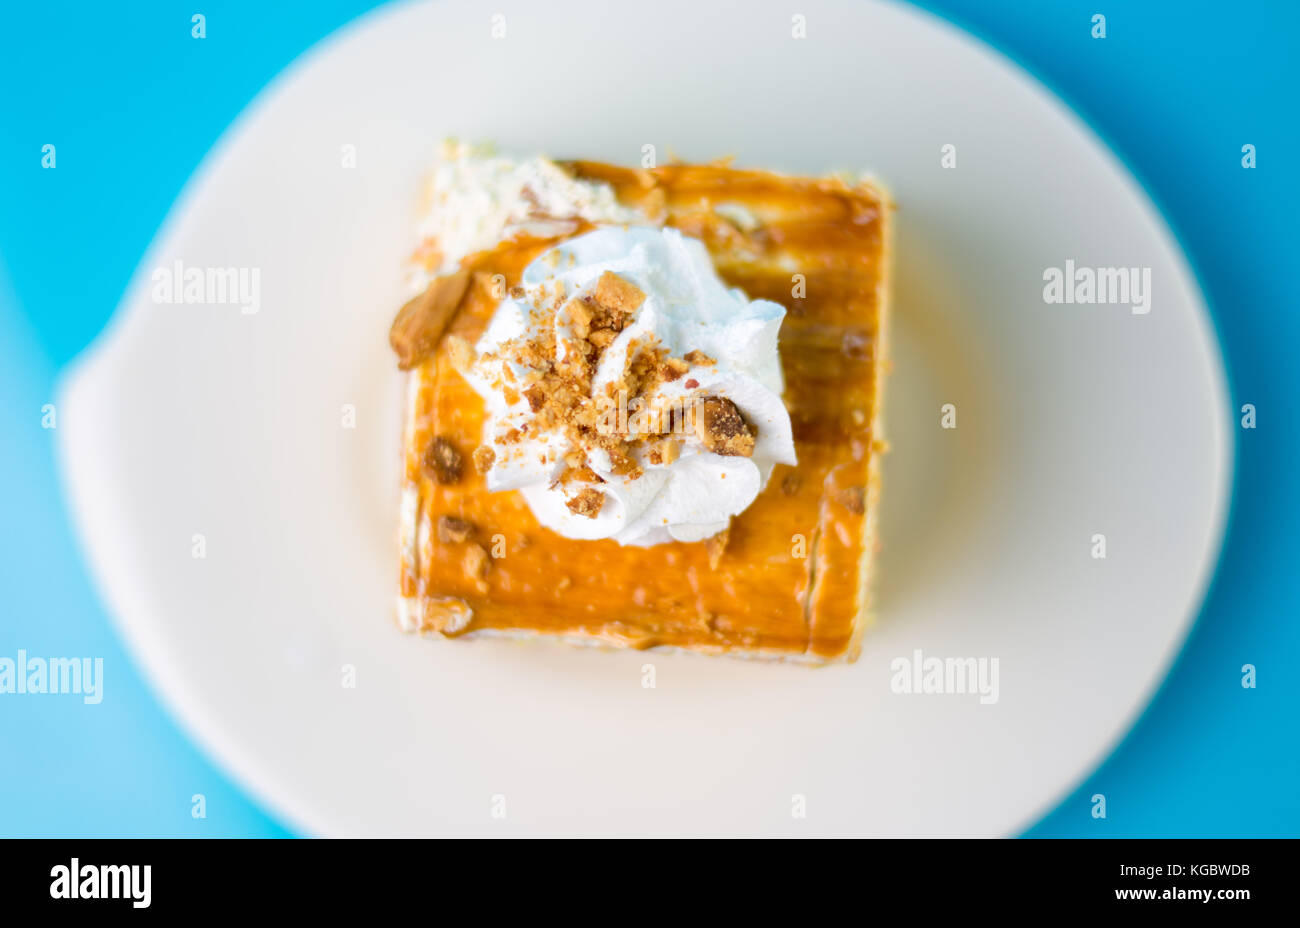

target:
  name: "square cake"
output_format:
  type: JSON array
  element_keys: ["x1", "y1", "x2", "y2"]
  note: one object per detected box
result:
[{"x1": 390, "y1": 143, "x2": 889, "y2": 662}]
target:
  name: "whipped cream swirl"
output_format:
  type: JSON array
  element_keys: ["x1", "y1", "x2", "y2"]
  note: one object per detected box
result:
[{"x1": 463, "y1": 227, "x2": 797, "y2": 546}]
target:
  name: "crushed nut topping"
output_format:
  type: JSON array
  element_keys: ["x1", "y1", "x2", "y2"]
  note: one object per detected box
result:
[
  {"x1": 591, "y1": 270, "x2": 646, "y2": 314},
  {"x1": 437, "y1": 515, "x2": 475, "y2": 544},
  {"x1": 424, "y1": 435, "x2": 464, "y2": 483},
  {"x1": 474, "y1": 268, "x2": 764, "y2": 491},
  {"x1": 472, "y1": 445, "x2": 496, "y2": 474},
  {"x1": 563, "y1": 464, "x2": 604, "y2": 484},
  {"x1": 660, "y1": 356, "x2": 690, "y2": 382},
  {"x1": 478, "y1": 271, "x2": 666, "y2": 480},
  {"x1": 566, "y1": 298, "x2": 594, "y2": 337},
  {"x1": 646, "y1": 438, "x2": 680, "y2": 467},
  {"x1": 565, "y1": 487, "x2": 605, "y2": 518},
  {"x1": 695, "y1": 396, "x2": 755, "y2": 457},
  {"x1": 523, "y1": 384, "x2": 546, "y2": 411}
]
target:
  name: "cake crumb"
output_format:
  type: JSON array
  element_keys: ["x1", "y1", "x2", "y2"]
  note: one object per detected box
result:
[
  {"x1": 591, "y1": 270, "x2": 645, "y2": 314},
  {"x1": 524, "y1": 384, "x2": 546, "y2": 411},
  {"x1": 565, "y1": 487, "x2": 605, "y2": 518},
  {"x1": 565, "y1": 298, "x2": 594, "y2": 338},
  {"x1": 472, "y1": 445, "x2": 496, "y2": 474},
  {"x1": 588, "y1": 328, "x2": 617, "y2": 349},
  {"x1": 660, "y1": 356, "x2": 690, "y2": 382},
  {"x1": 646, "y1": 438, "x2": 680, "y2": 466}
]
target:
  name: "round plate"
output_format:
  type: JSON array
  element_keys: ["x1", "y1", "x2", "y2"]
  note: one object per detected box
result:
[{"x1": 57, "y1": 0, "x2": 1230, "y2": 836}]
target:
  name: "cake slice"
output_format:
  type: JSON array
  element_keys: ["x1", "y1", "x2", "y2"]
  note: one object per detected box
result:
[{"x1": 391, "y1": 142, "x2": 889, "y2": 662}]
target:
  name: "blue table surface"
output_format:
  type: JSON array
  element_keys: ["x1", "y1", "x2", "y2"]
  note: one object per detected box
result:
[{"x1": 1, "y1": 0, "x2": 1296, "y2": 838}]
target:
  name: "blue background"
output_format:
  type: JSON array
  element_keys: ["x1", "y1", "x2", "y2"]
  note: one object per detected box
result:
[{"x1": 1, "y1": 0, "x2": 1295, "y2": 837}]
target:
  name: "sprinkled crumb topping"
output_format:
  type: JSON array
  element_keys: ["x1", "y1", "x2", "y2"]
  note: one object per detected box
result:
[
  {"x1": 565, "y1": 487, "x2": 605, "y2": 519},
  {"x1": 478, "y1": 268, "x2": 753, "y2": 518}
]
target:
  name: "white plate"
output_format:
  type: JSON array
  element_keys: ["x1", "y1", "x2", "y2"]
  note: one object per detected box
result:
[{"x1": 57, "y1": 0, "x2": 1230, "y2": 836}]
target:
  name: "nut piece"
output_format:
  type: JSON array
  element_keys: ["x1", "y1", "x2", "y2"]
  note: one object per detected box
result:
[
  {"x1": 523, "y1": 384, "x2": 546, "y2": 412},
  {"x1": 412, "y1": 596, "x2": 473, "y2": 636},
  {"x1": 565, "y1": 487, "x2": 605, "y2": 519},
  {"x1": 389, "y1": 269, "x2": 472, "y2": 370},
  {"x1": 462, "y1": 543, "x2": 490, "y2": 591},
  {"x1": 646, "y1": 438, "x2": 680, "y2": 466},
  {"x1": 436, "y1": 515, "x2": 475, "y2": 544},
  {"x1": 564, "y1": 298, "x2": 594, "y2": 338},
  {"x1": 683, "y1": 349, "x2": 715, "y2": 366},
  {"x1": 590, "y1": 271, "x2": 646, "y2": 314},
  {"x1": 694, "y1": 396, "x2": 755, "y2": 457},
  {"x1": 472, "y1": 445, "x2": 496, "y2": 474},
  {"x1": 424, "y1": 436, "x2": 463, "y2": 484},
  {"x1": 445, "y1": 334, "x2": 475, "y2": 372},
  {"x1": 660, "y1": 357, "x2": 690, "y2": 382}
]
